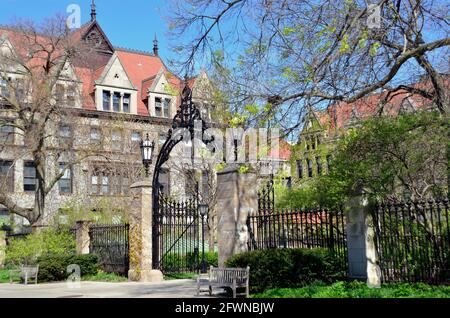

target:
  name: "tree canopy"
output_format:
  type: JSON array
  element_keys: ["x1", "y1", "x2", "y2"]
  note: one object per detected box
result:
[{"x1": 167, "y1": 0, "x2": 449, "y2": 134}]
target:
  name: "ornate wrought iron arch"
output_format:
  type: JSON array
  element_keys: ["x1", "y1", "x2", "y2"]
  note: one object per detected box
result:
[
  {"x1": 151, "y1": 83, "x2": 214, "y2": 270},
  {"x1": 151, "y1": 84, "x2": 213, "y2": 193}
]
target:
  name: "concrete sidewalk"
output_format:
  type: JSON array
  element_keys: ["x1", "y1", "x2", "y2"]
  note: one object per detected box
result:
[{"x1": 0, "y1": 279, "x2": 210, "y2": 298}]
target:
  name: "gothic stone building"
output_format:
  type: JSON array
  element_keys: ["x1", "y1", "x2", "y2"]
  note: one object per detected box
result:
[
  {"x1": 0, "y1": 11, "x2": 216, "y2": 230},
  {"x1": 292, "y1": 88, "x2": 437, "y2": 184}
]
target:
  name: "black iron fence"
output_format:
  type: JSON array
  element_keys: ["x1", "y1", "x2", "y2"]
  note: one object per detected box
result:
[
  {"x1": 247, "y1": 207, "x2": 348, "y2": 268},
  {"x1": 89, "y1": 223, "x2": 129, "y2": 276},
  {"x1": 373, "y1": 199, "x2": 449, "y2": 284},
  {"x1": 247, "y1": 178, "x2": 348, "y2": 268}
]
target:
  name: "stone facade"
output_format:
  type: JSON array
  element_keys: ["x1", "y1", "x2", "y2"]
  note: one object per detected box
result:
[{"x1": 0, "y1": 16, "x2": 216, "y2": 231}]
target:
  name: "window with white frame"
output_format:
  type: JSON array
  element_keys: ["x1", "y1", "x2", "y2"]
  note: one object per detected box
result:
[
  {"x1": 155, "y1": 97, "x2": 163, "y2": 117},
  {"x1": 103, "y1": 90, "x2": 111, "y2": 111},
  {"x1": 23, "y1": 161, "x2": 37, "y2": 192},
  {"x1": 90, "y1": 166, "x2": 131, "y2": 196},
  {"x1": 123, "y1": 94, "x2": 131, "y2": 113},
  {"x1": 101, "y1": 90, "x2": 132, "y2": 113},
  {"x1": 59, "y1": 163, "x2": 72, "y2": 194},
  {"x1": 113, "y1": 92, "x2": 121, "y2": 112},
  {"x1": 163, "y1": 98, "x2": 170, "y2": 118},
  {"x1": 91, "y1": 170, "x2": 109, "y2": 195}
]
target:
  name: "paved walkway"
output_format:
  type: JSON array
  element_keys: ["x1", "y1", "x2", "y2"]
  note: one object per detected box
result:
[{"x1": 0, "y1": 279, "x2": 213, "y2": 298}]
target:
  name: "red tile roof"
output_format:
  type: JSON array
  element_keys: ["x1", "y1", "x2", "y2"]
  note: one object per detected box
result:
[
  {"x1": 115, "y1": 49, "x2": 182, "y2": 115},
  {"x1": 1, "y1": 23, "x2": 185, "y2": 117},
  {"x1": 324, "y1": 87, "x2": 437, "y2": 135}
]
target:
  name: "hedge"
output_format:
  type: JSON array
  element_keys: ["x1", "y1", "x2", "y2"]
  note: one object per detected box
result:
[
  {"x1": 225, "y1": 248, "x2": 346, "y2": 293},
  {"x1": 37, "y1": 254, "x2": 99, "y2": 282},
  {"x1": 163, "y1": 251, "x2": 218, "y2": 271}
]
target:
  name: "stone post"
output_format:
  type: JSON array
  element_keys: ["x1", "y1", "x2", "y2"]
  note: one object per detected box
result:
[
  {"x1": 0, "y1": 231, "x2": 6, "y2": 268},
  {"x1": 128, "y1": 180, "x2": 163, "y2": 282},
  {"x1": 75, "y1": 220, "x2": 91, "y2": 255},
  {"x1": 345, "y1": 189, "x2": 381, "y2": 287},
  {"x1": 216, "y1": 165, "x2": 258, "y2": 267}
]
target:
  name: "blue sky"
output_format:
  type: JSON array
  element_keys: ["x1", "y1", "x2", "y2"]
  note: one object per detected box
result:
[{"x1": 0, "y1": 0, "x2": 173, "y2": 58}]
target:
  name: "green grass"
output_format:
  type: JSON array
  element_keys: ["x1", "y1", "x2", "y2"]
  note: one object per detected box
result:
[
  {"x1": 164, "y1": 272, "x2": 198, "y2": 280},
  {"x1": 252, "y1": 281, "x2": 450, "y2": 298},
  {"x1": 81, "y1": 271, "x2": 128, "y2": 282}
]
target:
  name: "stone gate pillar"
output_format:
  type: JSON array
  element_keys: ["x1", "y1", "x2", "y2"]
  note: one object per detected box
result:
[
  {"x1": 216, "y1": 165, "x2": 258, "y2": 267},
  {"x1": 128, "y1": 180, "x2": 163, "y2": 282},
  {"x1": 345, "y1": 188, "x2": 381, "y2": 287},
  {"x1": 75, "y1": 220, "x2": 91, "y2": 255}
]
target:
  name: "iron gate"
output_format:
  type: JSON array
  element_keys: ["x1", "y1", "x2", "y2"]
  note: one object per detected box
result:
[
  {"x1": 89, "y1": 223, "x2": 130, "y2": 276},
  {"x1": 153, "y1": 189, "x2": 203, "y2": 273},
  {"x1": 151, "y1": 83, "x2": 213, "y2": 273}
]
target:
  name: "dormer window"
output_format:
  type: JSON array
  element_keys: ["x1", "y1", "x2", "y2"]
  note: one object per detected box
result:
[
  {"x1": 103, "y1": 90, "x2": 111, "y2": 111},
  {"x1": 123, "y1": 94, "x2": 130, "y2": 113},
  {"x1": 101, "y1": 89, "x2": 132, "y2": 113},
  {"x1": 154, "y1": 97, "x2": 171, "y2": 118},
  {"x1": 66, "y1": 85, "x2": 76, "y2": 107},
  {"x1": 113, "y1": 92, "x2": 121, "y2": 112},
  {"x1": 163, "y1": 98, "x2": 170, "y2": 118},
  {"x1": 155, "y1": 97, "x2": 162, "y2": 117}
]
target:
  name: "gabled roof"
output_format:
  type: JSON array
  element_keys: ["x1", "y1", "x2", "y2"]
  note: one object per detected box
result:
[
  {"x1": 1, "y1": 20, "x2": 193, "y2": 117},
  {"x1": 95, "y1": 52, "x2": 136, "y2": 90},
  {"x1": 115, "y1": 48, "x2": 182, "y2": 115},
  {"x1": 74, "y1": 20, "x2": 114, "y2": 53}
]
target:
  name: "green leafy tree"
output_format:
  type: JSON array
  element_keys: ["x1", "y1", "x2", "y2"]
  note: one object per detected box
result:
[
  {"x1": 277, "y1": 111, "x2": 448, "y2": 208},
  {"x1": 5, "y1": 228, "x2": 75, "y2": 265}
]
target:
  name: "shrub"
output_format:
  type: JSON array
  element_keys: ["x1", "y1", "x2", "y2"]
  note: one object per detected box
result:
[
  {"x1": 225, "y1": 248, "x2": 346, "y2": 293},
  {"x1": 6, "y1": 229, "x2": 75, "y2": 266},
  {"x1": 163, "y1": 251, "x2": 218, "y2": 271},
  {"x1": 37, "y1": 254, "x2": 99, "y2": 282}
]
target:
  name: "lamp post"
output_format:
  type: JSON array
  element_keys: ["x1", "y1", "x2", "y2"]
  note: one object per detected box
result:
[
  {"x1": 198, "y1": 203, "x2": 209, "y2": 273},
  {"x1": 140, "y1": 133, "x2": 155, "y2": 177}
]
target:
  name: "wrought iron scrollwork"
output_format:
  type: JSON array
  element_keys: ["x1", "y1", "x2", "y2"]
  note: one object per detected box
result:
[{"x1": 152, "y1": 82, "x2": 214, "y2": 270}]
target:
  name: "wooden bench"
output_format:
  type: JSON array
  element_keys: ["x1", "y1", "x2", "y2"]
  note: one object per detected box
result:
[
  {"x1": 9, "y1": 265, "x2": 39, "y2": 285},
  {"x1": 197, "y1": 266, "x2": 250, "y2": 298}
]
